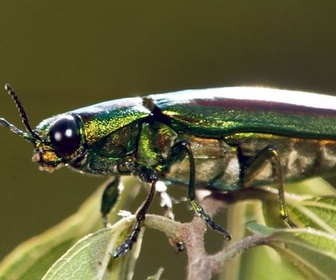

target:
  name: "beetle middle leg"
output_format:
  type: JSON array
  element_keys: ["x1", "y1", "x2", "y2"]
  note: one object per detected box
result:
[
  {"x1": 239, "y1": 145, "x2": 297, "y2": 227},
  {"x1": 169, "y1": 140, "x2": 232, "y2": 240}
]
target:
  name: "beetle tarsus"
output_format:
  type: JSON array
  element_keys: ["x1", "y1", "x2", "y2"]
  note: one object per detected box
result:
[
  {"x1": 114, "y1": 170, "x2": 157, "y2": 258},
  {"x1": 204, "y1": 215, "x2": 232, "y2": 240},
  {"x1": 284, "y1": 218, "x2": 298, "y2": 228},
  {"x1": 113, "y1": 221, "x2": 141, "y2": 258},
  {"x1": 191, "y1": 200, "x2": 232, "y2": 240}
]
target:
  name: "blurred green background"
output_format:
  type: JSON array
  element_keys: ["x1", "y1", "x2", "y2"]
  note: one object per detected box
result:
[{"x1": 1, "y1": 1, "x2": 336, "y2": 279}]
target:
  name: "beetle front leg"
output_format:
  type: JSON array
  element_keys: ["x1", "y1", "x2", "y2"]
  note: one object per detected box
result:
[
  {"x1": 240, "y1": 145, "x2": 297, "y2": 227},
  {"x1": 113, "y1": 166, "x2": 158, "y2": 258},
  {"x1": 171, "y1": 140, "x2": 231, "y2": 240},
  {"x1": 101, "y1": 176, "x2": 120, "y2": 227}
]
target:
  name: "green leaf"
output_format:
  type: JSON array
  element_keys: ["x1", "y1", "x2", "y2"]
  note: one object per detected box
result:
[
  {"x1": 269, "y1": 228, "x2": 336, "y2": 279},
  {"x1": 1, "y1": 176, "x2": 336, "y2": 279},
  {"x1": 0, "y1": 177, "x2": 142, "y2": 280},
  {"x1": 230, "y1": 225, "x2": 336, "y2": 280},
  {"x1": 0, "y1": 185, "x2": 102, "y2": 280},
  {"x1": 221, "y1": 178, "x2": 336, "y2": 280},
  {"x1": 247, "y1": 223, "x2": 275, "y2": 235},
  {"x1": 42, "y1": 217, "x2": 143, "y2": 280},
  {"x1": 289, "y1": 197, "x2": 336, "y2": 234},
  {"x1": 245, "y1": 222, "x2": 336, "y2": 279},
  {"x1": 146, "y1": 267, "x2": 164, "y2": 280}
]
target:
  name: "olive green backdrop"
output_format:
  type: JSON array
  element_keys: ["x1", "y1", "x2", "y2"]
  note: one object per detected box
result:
[{"x1": 1, "y1": 1, "x2": 336, "y2": 279}]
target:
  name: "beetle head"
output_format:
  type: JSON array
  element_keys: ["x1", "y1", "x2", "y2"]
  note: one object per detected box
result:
[{"x1": 0, "y1": 84, "x2": 86, "y2": 172}]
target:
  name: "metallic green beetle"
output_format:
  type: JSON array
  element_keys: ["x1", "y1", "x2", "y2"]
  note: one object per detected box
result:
[{"x1": 2, "y1": 84, "x2": 336, "y2": 257}]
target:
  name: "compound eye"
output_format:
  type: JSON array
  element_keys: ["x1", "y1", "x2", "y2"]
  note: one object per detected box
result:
[{"x1": 49, "y1": 115, "x2": 81, "y2": 156}]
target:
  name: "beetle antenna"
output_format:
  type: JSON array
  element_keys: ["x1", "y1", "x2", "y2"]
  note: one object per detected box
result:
[{"x1": 2, "y1": 84, "x2": 41, "y2": 142}]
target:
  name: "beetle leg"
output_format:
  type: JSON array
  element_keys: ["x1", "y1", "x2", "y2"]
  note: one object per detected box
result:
[
  {"x1": 240, "y1": 145, "x2": 297, "y2": 227},
  {"x1": 100, "y1": 176, "x2": 120, "y2": 227},
  {"x1": 113, "y1": 166, "x2": 158, "y2": 258},
  {"x1": 173, "y1": 140, "x2": 232, "y2": 240}
]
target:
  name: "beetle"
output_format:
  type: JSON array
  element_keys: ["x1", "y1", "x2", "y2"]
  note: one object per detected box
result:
[{"x1": 2, "y1": 84, "x2": 336, "y2": 257}]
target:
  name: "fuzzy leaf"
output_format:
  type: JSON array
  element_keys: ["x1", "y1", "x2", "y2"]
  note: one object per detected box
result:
[
  {"x1": 0, "y1": 177, "x2": 141, "y2": 280},
  {"x1": 42, "y1": 217, "x2": 143, "y2": 280}
]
